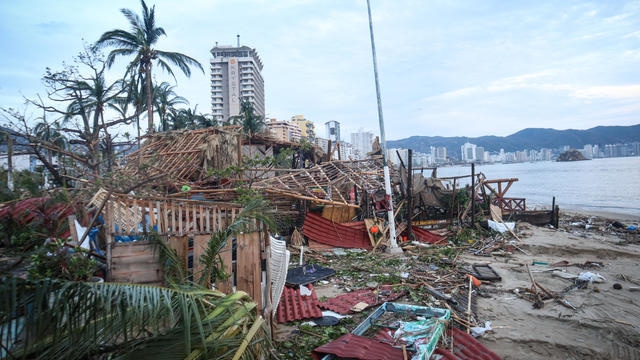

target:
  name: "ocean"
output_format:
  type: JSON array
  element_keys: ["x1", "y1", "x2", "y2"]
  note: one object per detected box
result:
[{"x1": 430, "y1": 157, "x2": 640, "y2": 217}]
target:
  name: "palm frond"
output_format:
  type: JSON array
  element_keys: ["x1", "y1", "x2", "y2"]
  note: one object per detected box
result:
[
  {"x1": 96, "y1": 29, "x2": 140, "y2": 50},
  {"x1": 193, "y1": 199, "x2": 275, "y2": 286},
  {"x1": 156, "y1": 50, "x2": 205, "y2": 77},
  {"x1": 121, "y1": 7, "x2": 142, "y2": 31},
  {"x1": 0, "y1": 277, "x2": 268, "y2": 359}
]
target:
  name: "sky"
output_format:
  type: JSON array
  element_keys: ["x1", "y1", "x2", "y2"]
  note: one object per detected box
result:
[{"x1": 1, "y1": 0, "x2": 640, "y2": 140}]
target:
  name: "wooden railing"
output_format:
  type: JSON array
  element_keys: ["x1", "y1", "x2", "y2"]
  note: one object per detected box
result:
[{"x1": 105, "y1": 194, "x2": 241, "y2": 236}]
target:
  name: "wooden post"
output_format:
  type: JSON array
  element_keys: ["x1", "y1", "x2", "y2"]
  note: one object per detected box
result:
[
  {"x1": 554, "y1": 205, "x2": 560, "y2": 229},
  {"x1": 105, "y1": 201, "x2": 113, "y2": 282},
  {"x1": 466, "y1": 275, "x2": 472, "y2": 333},
  {"x1": 327, "y1": 139, "x2": 332, "y2": 161},
  {"x1": 406, "y1": 149, "x2": 414, "y2": 241},
  {"x1": 551, "y1": 196, "x2": 556, "y2": 228},
  {"x1": 68, "y1": 215, "x2": 79, "y2": 243},
  {"x1": 450, "y1": 178, "x2": 457, "y2": 225},
  {"x1": 471, "y1": 163, "x2": 476, "y2": 226}
]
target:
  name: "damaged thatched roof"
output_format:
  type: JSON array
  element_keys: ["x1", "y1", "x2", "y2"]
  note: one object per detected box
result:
[
  {"x1": 251, "y1": 159, "x2": 394, "y2": 206},
  {"x1": 119, "y1": 128, "x2": 240, "y2": 182}
]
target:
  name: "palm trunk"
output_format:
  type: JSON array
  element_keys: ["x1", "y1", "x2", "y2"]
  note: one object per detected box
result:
[{"x1": 145, "y1": 62, "x2": 153, "y2": 134}]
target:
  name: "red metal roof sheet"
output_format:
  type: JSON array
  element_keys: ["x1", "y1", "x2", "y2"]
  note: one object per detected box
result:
[
  {"x1": 0, "y1": 197, "x2": 75, "y2": 239},
  {"x1": 433, "y1": 328, "x2": 502, "y2": 360},
  {"x1": 404, "y1": 226, "x2": 446, "y2": 244},
  {"x1": 276, "y1": 284, "x2": 323, "y2": 323},
  {"x1": 319, "y1": 286, "x2": 406, "y2": 314},
  {"x1": 303, "y1": 212, "x2": 372, "y2": 249},
  {"x1": 312, "y1": 334, "x2": 406, "y2": 360}
]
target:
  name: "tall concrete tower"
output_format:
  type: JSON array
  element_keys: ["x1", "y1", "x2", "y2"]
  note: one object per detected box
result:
[{"x1": 210, "y1": 40, "x2": 264, "y2": 122}]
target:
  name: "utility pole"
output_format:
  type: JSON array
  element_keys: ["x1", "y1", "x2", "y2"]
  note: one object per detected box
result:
[
  {"x1": 406, "y1": 149, "x2": 414, "y2": 241},
  {"x1": 366, "y1": 0, "x2": 401, "y2": 253},
  {"x1": 471, "y1": 163, "x2": 475, "y2": 225},
  {"x1": 6, "y1": 132, "x2": 13, "y2": 192}
]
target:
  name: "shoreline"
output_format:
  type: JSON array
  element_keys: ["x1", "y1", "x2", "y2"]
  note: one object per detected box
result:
[{"x1": 560, "y1": 208, "x2": 640, "y2": 223}]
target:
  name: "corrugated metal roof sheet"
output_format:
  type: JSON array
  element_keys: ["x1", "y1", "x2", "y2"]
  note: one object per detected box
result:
[
  {"x1": 303, "y1": 212, "x2": 372, "y2": 249},
  {"x1": 433, "y1": 328, "x2": 502, "y2": 360},
  {"x1": 0, "y1": 197, "x2": 74, "y2": 239},
  {"x1": 403, "y1": 226, "x2": 446, "y2": 244},
  {"x1": 319, "y1": 286, "x2": 406, "y2": 314},
  {"x1": 276, "y1": 284, "x2": 323, "y2": 323},
  {"x1": 311, "y1": 334, "x2": 406, "y2": 360}
]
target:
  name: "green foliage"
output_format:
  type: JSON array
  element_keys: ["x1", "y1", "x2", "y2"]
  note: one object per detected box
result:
[
  {"x1": 0, "y1": 195, "x2": 72, "y2": 248},
  {"x1": 230, "y1": 101, "x2": 265, "y2": 135},
  {"x1": 28, "y1": 239, "x2": 97, "y2": 281},
  {"x1": 154, "y1": 198, "x2": 275, "y2": 287},
  {"x1": 277, "y1": 323, "x2": 349, "y2": 360},
  {"x1": 0, "y1": 169, "x2": 44, "y2": 202},
  {"x1": 447, "y1": 188, "x2": 470, "y2": 213},
  {"x1": 0, "y1": 277, "x2": 268, "y2": 359}
]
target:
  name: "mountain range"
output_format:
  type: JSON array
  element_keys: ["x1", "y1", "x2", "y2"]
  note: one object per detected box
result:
[{"x1": 387, "y1": 124, "x2": 640, "y2": 158}]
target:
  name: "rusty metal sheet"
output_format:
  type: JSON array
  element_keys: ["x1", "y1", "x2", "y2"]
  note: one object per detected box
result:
[
  {"x1": 303, "y1": 212, "x2": 371, "y2": 249},
  {"x1": 312, "y1": 334, "x2": 405, "y2": 360},
  {"x1": 319, "y1": 286, "x2": 406, "y2": 315}
]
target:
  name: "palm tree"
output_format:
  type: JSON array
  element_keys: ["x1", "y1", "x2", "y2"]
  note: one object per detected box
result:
[
  {"x1": 0, "y1": 277, "x2": 268, "y2": 359},
  {"x1": 153, "y1": 82, "x2": 189, "y2": 131},
  {"x1": 64, "y1": 69, "x2": 121, "y2": 172},
  {"x1": 96, "y1": 0, "x2": 204, "y2": 134},
  {"x1": 34, "y1": 120, "x2": 67, "y2": 166},
  {"x1": 230, "y1": 101, "x2": 265, "y2": 136},
  {"x1": 169, "y1": 106, "x2": 216, "y2": 130}
]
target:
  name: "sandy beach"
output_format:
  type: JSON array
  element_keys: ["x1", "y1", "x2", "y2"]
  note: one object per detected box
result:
[{"x1": 468, "y1": 211, "x2": 640, "y2": 359}]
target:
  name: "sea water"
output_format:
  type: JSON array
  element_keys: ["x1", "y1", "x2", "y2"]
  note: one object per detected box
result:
[{"x1": 430, "y1": 157, "x2": 640, "y2": 217}]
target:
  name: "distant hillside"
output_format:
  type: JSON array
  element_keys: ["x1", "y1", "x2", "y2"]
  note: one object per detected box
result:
[{"x1": 388, "y1": 124, "x2": 640, "y2": 158}]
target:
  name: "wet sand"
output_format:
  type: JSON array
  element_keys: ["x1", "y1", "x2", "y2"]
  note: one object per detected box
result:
[{"x1": 467, "y1": 216, "x2": 640, "y2": 359}]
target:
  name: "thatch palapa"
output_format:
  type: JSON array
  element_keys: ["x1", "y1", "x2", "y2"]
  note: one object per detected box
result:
[{"x1": 120, "y1": 128, "x2": 240, "y2": 182}]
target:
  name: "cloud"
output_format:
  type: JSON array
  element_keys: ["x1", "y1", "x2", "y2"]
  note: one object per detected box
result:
[{"x1": 425, "y1": 69, "x2": 640, "y2": 103}]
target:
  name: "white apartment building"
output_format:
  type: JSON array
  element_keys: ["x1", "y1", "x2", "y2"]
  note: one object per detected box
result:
[
  {"x1": 461, "y1": 142, "x2": 476, "y2": 162},
  {"x1": 210, "y1": 43, "x2": 264, "y2": 122},
  {"x1": 350, "y1": 128, "x2": 374, "y2": 160}
]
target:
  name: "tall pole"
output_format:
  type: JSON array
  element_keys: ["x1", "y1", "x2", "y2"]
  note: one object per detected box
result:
[
  {"x1": 6, "y1": 132, "x2": 13, "y2": 192},
  {"x1": 406, "y1": 149, "x2": 414, "y2": 241},
  {"x1": 471, "y1": 163, "x2": 476, "y2": 225},
  {"x1": 366, "y1": 0, "x2": 401, "y2": 253}
]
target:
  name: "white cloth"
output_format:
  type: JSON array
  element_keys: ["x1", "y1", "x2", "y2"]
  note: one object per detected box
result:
[{"x1": 269, "y1": 236, "x2": 290, "y2": 317}]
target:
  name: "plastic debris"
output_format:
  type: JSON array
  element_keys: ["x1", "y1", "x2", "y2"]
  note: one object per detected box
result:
[
  {"x1": 487, "y1": 220, "x2": 515, "y2": 233},
  {"x1": 470, "y1": 321, "x2": 493, "y2": 337},
  {"x1": 577, "y1": 271, "x2": 606, "y2": 283},
  {"x1": 300, "y1": 284, "x2": 312, "y2": 297}
]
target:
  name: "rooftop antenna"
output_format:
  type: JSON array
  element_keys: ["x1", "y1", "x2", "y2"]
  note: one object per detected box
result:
[
  {"x1": 237, "y1": 34, "x2": 240, "y2": 47},
  {"x1": 366, "y1": 0, "x2": 401, "y2": 254}
]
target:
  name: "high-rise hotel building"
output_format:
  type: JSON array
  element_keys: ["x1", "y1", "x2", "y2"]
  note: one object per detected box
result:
[{"x1": 210, "y1": 43, "x2": 264, "y2": 122}]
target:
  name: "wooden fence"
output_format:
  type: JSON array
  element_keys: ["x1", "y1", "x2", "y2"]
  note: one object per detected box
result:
[{"x1": 104, "y1": 194, "x2": 266, "y2": 310}]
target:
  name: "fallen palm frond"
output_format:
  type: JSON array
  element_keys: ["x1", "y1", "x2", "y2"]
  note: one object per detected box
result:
[
  {"x1": 0, "y1": 277, "x2": 268, "y2": 359},
  {"x1": 194, "y1": 198, "x2": 275, "y2": 287}
]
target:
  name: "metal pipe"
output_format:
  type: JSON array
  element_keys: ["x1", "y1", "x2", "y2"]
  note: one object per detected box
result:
[{"x1": 366, "y1": 0, "x2": 400, "y2": 252}]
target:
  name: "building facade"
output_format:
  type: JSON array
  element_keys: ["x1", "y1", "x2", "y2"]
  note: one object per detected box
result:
[
  {"x1": 350, "y1": 128, "x2": 374, "y2": 160},
  {"x1": 210, "y1": 44, "x2": 264, "y2": 122},
  {"x1": 290, "y1": 115, "x2": 315, "y2": 142},
  {"x1": 266, "y1": 119, "x2": 301, "y2": 143}
]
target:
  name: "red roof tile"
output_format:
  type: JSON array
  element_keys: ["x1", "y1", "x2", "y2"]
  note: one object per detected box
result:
[
  {"x1": 303, "y1": 212, "x2": 372, "y2": 249},
  {"x1": 312, "y1": 334, "x2": 406, "y2": 360},
  {"x1": 319, "y1": 286, "x2": 406, "y2": 314},
  {"x1": 433, "y1": 328, "x2": 502, "y2": 360},
  {"x1": 276, "y1": 284, "x2": 323, "y2": 323}
]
